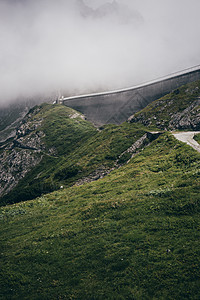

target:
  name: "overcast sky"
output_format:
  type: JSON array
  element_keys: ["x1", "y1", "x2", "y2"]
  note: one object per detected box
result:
[{"x1": 0, "y1": 0, "x2": 200, "y2": 105}]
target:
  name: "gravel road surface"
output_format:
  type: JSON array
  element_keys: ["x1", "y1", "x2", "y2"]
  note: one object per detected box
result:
[{"x1": 172, "y1": 131, "x2": 200, "y2": 153}]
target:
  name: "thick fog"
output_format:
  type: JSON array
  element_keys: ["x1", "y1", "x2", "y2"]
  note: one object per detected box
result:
[{"x1": 0, "y1": 0, "x2": 200, "y2": 105}]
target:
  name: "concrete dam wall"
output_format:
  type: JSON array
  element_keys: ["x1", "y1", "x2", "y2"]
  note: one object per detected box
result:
[{"x1": 63, "y1": 65, "x2": 200, "y2": 125}]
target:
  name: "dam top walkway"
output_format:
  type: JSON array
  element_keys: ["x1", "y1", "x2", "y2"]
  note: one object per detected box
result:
[
  {"x1": 62, "y1": 64, "x2": 200, "y2": 102},
  {"x1": 62, "y1": 64, "x2": 200, "y2": 125}
]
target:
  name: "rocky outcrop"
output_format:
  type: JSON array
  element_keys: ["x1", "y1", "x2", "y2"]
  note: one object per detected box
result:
[
  {"x1": 0, "y1": 149, "x2": 42, "y2": 197},
  {"x1": 116, "y1": 134, "x2": 148, "y2": 165},
  {"x1": 168, "y1": 99, "x2": 200, "y2": 130},
  {"x1": 75, "y1": 132, "x2": 163, "y2": 186},
  {"x1": 128, "y1": 83, "x2": 200, "y2": 131},
  {"x1": 0, "y1": 107, "x2": 45, "y2": 197},
  {"x1": 14, "y1": 117, "x2": 45, "y2": 151},
  {"x1": 129, "y1": 98, "x2": 200, "y2": 131}
]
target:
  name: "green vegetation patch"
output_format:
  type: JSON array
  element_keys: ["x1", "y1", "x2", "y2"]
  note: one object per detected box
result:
[
  {"x1": 0, "y1": 104, "x2": 147, "y2": 206},
  {"x1": 39, "y1": 104, "x2": 96, "y2": 156},
  {"x1": 194, "y1": 133, "x2": 200, "y2": 145},
  {"x1": 1, "y1": 133, "x2": 200, "y2": 299}
]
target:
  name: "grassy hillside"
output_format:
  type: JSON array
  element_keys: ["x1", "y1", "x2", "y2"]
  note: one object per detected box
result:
[
  {"x1": 0, "y1": 104, "x2": 147, "y2": 206},
  {"x1": 2, "y1": 79, "x2": 200, "y2": 206},
  {"x1": 1, "y1": 133, "x2": 200, "y2": 299},
  {"x1": 129, "y1": 80, "x2": 200, "y2": 130},
  {"x1": 0, "y1": 103, "x2": 96, "y2": 205}
]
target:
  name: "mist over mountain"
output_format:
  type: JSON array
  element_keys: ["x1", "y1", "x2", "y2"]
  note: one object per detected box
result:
[
  {"x1": 0, "y1": 0, "x2": 200, "y2": 106},
  {"x1": 1, "y1": 35, "x2": 200, "y2": 297}
]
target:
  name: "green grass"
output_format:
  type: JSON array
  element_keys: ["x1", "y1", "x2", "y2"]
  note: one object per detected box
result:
[
  {"x1": 0, "y1": 104, "x2": 147, "y2": 206},
  {"x1": 1, "y1": 133, "x2": 200, "y2": 299},
  {"x1": 52, "y1": 122, "x2": 147, "y2": 183},
  {"x1": 194, "y1": 133, "x2": 200, "y2": 145}
]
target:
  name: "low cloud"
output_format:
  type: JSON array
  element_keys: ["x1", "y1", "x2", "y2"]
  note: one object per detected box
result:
[{"x1": 0, "y1": 0, "x2": 200, "y2": 105}]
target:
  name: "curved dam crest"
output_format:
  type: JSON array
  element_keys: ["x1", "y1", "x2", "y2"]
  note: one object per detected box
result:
[{"x1": 63, "y1": 65, "x2": 200, "y2": 125}]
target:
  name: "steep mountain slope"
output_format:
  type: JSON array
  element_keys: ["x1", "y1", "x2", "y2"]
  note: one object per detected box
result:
[
  {"x1": 0, "y1": 104, "x2": 96, "y2": 204},
  {"x1": 1, "y1": 80, "x2": 200, "y2": 206},
  {"x1": 128, "y1": 79, "x2": 200, "y2": 130},
  {"x1": 0, "y1": 133, "x2": 199, "y2": 299},
  {"x1": 0, "y1": 104, "x2": 148, "y2": 205},
  {"x1": 1, "y1": 79, "x2": 200, "y2": 299}
]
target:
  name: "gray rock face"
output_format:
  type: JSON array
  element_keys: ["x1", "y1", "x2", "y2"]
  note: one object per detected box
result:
[
  {"x1": 0, "y1": 108, "x2": 45, "y2": 198},
  {"x1": 15, "y1": 117, "x2": 45, "y2": 151},
  {"x1": 168, "y1": 99, "x2": 200, "y2": 130},
  {"x1": 128, "y1": 84, "x2": 200, "y2": 131},
  {"x1": 129, "y1": 99, "x2": 200, "y2": 131},
  {"x1": 0, "y1": 149, "x2": 42, "y2": 197},
  {"x1": 75, "y1": 132, "x2": 161, "y2": 187}
]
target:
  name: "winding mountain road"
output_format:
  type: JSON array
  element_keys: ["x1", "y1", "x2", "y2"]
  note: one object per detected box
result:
[{"x1": 172, "y1": 131, "x2": 200, "y2": 153}]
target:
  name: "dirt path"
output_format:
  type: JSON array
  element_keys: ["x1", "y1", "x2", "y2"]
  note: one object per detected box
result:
[{"x1": 172, "y1": 131, "x2": 200, "y2": 153}]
